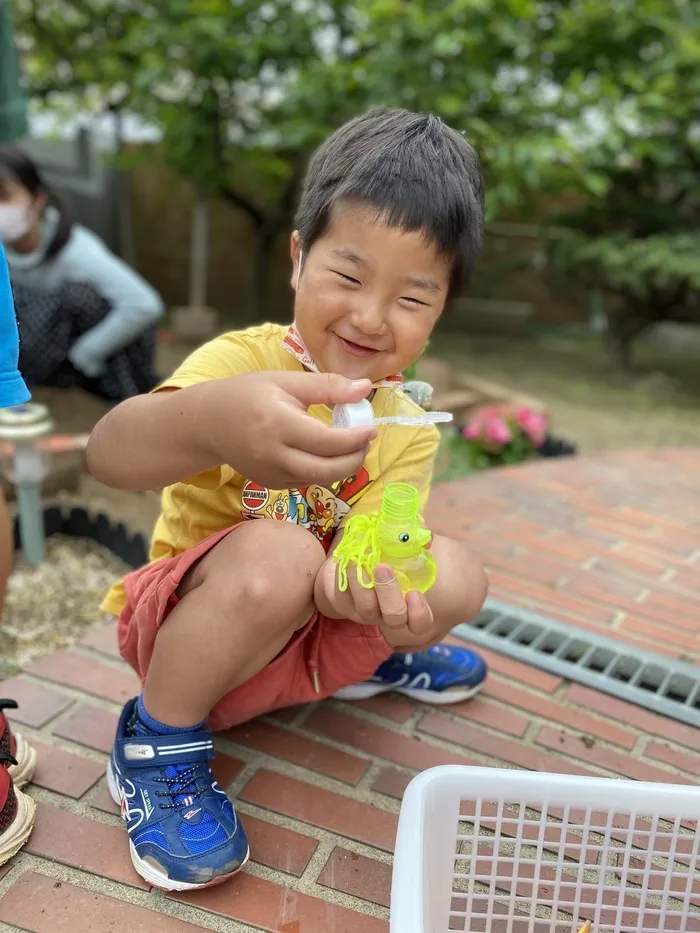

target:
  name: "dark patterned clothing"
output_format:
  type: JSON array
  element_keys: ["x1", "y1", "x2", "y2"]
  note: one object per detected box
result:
[{"x1": 13, "y1": 281, "x2": 158, "y2": 402}]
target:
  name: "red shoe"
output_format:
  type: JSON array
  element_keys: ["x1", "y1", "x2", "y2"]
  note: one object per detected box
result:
[
  {"x1": 0, "y1": 700, "x2": 37, "y2": 789},
  {"x1": 0, "y1": 749, "x2": 35, "y2": 866}
]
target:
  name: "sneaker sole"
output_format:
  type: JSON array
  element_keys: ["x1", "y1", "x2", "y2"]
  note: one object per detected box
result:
[
  {"x1": 9, "y1": 734, "x2": 37, "y2": 790},
  {"x1": 334, "y1": 681, "x2": 484, "y2": 704},
  {"x1": 0, "y1": 787, "x2": 36, "y2": 866},
  {"x1": 107, "y1": 759, "x2": 250, "y2": 892}
]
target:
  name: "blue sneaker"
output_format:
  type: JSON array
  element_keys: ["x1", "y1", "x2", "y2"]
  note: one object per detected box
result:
[
  {"x1": 334, "y1": 643, "x2": 487, "y2": 704},
  {"x1": 108, "y1": 699, "x2": 249, "y2": 891}
]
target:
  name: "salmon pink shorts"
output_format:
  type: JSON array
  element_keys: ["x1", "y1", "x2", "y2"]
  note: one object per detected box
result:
[{"x1": 117, "y1": 525, "x2": 393, "y2": 730}]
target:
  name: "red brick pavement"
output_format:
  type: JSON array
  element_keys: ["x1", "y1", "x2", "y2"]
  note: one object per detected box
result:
[
  {"x1": 0, "y1": 448, "x2": 698, "y2": 931},
  {"x1": 428, "y1": 448, "x2": 700, "y2": 662}
]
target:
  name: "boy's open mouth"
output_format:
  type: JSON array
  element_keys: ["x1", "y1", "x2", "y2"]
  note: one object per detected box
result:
[{"x1": 335, "y1": 334, "x2": 380, "y2": 358}]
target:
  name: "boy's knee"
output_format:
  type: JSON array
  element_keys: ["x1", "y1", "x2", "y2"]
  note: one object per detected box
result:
[
  {"x1": 429, "y1": 536, "x2": 488, "y2": 630},
  {"x1": 188, "y1": 521, "x2": 326, "y2": 629}
]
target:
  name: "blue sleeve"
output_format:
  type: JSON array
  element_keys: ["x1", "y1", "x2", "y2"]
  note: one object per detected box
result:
[{"x1": 0, "y1": 246, "x2": 30, "y2": 408}]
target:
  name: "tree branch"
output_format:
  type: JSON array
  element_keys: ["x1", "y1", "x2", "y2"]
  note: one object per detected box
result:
[
  {"x1": 259, "y1": 151, "x2": 306, "y2": 240},
  {"x1": 219, "y1": 187, "x2": 265, "y2": 228},
  {"x1": 205, "y1": 90, "x2": 266, "y2": 229}
]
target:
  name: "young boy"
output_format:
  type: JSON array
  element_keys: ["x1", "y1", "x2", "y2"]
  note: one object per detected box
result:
[
  {"x1": 88, "y1": 108, "x2": 489, "y2": 892},
  {"x1": 0, "y1": 243, "x2": 37, "y2": 861}
]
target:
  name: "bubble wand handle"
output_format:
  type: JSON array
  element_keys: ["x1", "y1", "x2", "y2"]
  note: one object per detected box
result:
[
  {"x1": 332, "y1": 399, "x2": 453, "y2": 429},
  {"x1": 372, "y1": 411, "x2": 453, "y2": 426}
]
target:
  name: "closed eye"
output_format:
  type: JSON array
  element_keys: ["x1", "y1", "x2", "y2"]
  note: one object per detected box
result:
[
  {"x1": 334, "y1": 271, "x2": 361, "y2": 286},
  {"x1": 400, "y1": 296, "x2": 429, "y2": 307}
]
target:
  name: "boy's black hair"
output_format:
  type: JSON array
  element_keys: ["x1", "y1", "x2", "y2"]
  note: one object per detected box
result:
[
  {"x1": 0, "y1": 147, "x2": 75, "y2": 260},
  {"x1": 295, "y1": 108, "x2": 485, "y2": 294}
]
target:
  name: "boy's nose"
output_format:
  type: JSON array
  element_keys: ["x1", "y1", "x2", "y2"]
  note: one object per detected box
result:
[{"x1": 351, "y1": 301, "x2": 388, "y2": 336}]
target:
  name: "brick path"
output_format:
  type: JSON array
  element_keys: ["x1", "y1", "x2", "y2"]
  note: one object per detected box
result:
[{"x1": 1, "y1": 448, "x2": 699, "y2": 932}]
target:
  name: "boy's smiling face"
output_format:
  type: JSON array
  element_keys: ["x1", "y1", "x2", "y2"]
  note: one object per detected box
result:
[{"x1": 291, "y1": 201, "x2": 451, "y2": 382}]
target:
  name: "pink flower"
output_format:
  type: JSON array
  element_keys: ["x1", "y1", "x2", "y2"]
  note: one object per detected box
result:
[
  {"x1": 463, "y1": 418, "x2": 483, "y2": 440},
  {"x1": 463, "y1": 406, "x2": 514, "y2": 449},
  {"x1": 515, "y1": 407, "x2": 548, "y2": 447},
  {"x1": 485, "y1": 414, "x2": 512, "y2": 446},
  {"x1": 463, "y1": 406, "x2": 496, "y2": 440}
]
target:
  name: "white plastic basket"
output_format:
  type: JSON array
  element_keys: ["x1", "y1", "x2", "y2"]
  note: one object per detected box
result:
[{"x1": 391, "y1": 766, "x2": 700, "y2": 933}]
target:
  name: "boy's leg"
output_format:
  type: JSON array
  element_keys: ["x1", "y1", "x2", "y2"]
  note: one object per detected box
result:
[
  {"x1": 335, "y1": 535, "x2": 490, "y2": 704},
  {"x1": 143, "y1": 520, "x2": 324, "y2": 726},
  {"x1": 110, "y1": 520, "x2": 326, "y2": 892}
]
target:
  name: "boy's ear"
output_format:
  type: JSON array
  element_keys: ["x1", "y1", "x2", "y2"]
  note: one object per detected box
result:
[{"x1": 290, "y1": 231, "x2": 302, "y2": 291}]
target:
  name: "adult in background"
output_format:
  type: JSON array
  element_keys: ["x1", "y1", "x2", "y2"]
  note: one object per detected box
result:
[{"x1": 0, "y1": 146, "x2": 163, "y2": 401}]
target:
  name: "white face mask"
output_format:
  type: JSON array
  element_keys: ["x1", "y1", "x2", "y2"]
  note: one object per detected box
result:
[{"x1": 0, "y1": 204, "x2": 31, "y2": 243}]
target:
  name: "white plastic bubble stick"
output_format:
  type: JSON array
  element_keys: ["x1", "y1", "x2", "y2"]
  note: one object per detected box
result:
[
  {"x1": 372, "y1": 412, "x2": 453, "y2": 426},
  {"x1": 332, "y1": 400, "x2": 453, "y2": 429}
]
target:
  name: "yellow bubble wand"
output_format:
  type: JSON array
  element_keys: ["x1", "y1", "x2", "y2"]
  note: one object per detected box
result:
[{"x1": 334, "y1": 482, "x2": 437, "y2": 595}]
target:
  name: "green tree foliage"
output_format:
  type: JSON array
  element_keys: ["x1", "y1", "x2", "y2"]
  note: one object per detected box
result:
[
  {"x1": 274, "y1": 0, "x2": 588, "y2": 217},
  {"x1": 13, "y1": 0, "x2": 332, "y2": 307},
  {"x1": 14, "y1": 0, "x2": 700, "y2": 340},
  {"x1": 538, "y1": 0, "x2": 700, "y2": 364}
]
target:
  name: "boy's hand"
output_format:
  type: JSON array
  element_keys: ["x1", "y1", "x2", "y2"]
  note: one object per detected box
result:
[
  {"x1": 316, "y1": 559, "x2": 439, "y2": 650},
  {"x1": 87, "y1": 369, "x2": 375, "y2": 493},
  {"x1": 216, "y1": 371, "x2": 376, "y2": 488}
]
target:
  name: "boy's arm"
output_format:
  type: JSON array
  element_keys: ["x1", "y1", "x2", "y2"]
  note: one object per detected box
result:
[
  {"x1": 86, "y1": 379, "x2": 227, "y2": 491},
  {"x1": 87, "y1": 335, "x2": 259, "y2": 490},
  {"x1": 87, "y1": 365, "x2": 377, "y2": 492}
]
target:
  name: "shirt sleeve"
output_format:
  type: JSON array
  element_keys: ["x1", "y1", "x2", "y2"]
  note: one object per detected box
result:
[
  {"x1": 0, "y1": 246, "x2": 30, "y2": 408},
  {"x1": 61, "y1": 228, "x2": 164, "y2": 374},
  {"x1": 155, "y1": 332, "x2": 263, "y2": 392}
]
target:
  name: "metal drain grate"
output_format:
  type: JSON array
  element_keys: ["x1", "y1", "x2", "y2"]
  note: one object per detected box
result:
[{"x1": 453, "y1": 598, "x2": 700, "y2": 728}]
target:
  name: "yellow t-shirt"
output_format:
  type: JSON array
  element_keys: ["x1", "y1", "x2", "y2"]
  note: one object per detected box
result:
[{"x1": 102, "y1": 322, "x2": 439, "y2": 615}]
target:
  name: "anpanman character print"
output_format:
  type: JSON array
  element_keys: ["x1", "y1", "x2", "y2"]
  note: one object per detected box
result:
[{"x1": 240, "y1": 468, "x2": 372, "y2": 551}]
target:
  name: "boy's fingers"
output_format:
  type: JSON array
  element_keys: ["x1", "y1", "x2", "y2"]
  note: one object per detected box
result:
[
  {"x1": 348, "y1": 570, "x2": 382, "y2": 624},
  {"x1": 394, "y1": 634, "x2": 444, "y2": 653},
  {"x1": 282, "y1": 448, "x2": 369, "y2": 486},
  {"x1": 374, "y1": 565, "x2": 408, "y2": 629},
  {"x1": 405, "y1": 590, "x2": 434, "y2": 637},
  {"x1": 323, "y1": 559, "x2": 338, "y2": 604},
  {"x1": 285, "y1": 411, "x2": 375, "y2": 457},
  {"x1": 277, "y1": 371, "x2": 372, "y2": 408}
]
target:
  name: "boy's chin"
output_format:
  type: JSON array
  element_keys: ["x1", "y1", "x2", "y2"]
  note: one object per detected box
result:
[
  {"x1": 315, "y1": 351, "x2": 388, "y2": 384},
  {"x1": 325, "y1": 362, "x2": 392, "y2": 383}
]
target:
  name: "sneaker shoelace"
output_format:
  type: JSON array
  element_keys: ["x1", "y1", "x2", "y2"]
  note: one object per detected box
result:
[{"x1": 154, "y1": 762, "x2": 209, "y2": 812}]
